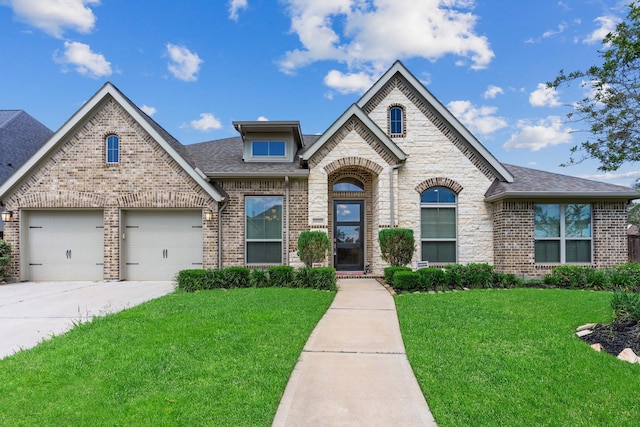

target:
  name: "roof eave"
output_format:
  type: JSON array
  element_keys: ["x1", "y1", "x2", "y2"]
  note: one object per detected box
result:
[
  {"x1": 485, "y1": 191, "x2": 639, "y2": 203},
  {"x1": 206, "y1": 170, "x2": 310, "y2": 179}
]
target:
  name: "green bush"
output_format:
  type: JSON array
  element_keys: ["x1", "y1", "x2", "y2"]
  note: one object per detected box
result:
[
  {"x1": 293, "y1": 267, "x2": 312, "y2": 288},
  {"x1": 268, "y1": 265, "x2": 295, "y2": 287},
  {"x1": 384, "y1": 266, "x2": 412, "y2": 285},
  {"x1": 0, "y1": 239, "x2": 10, "y2": 281},
  {"x1": 176, "y1": 269, "x2": 207, "y2": 292},
  {"x1": 417, "y1": 268, "x2": 446, "y2": 291},
  {"x1": 223, "y1": 267, "x2": 250, "y2": 288},
  {"x1": 202, "y1": 269, "x2": 225, "y2": 290},
  {"x1": 249, "y1": 268, "x2": 269, "y2": 288},
  {"x1": 379, "y1": 228, "x2": 415, "y2": 267},
  {"x1": 297, "y1": 231, "x2": 331, "y2": 267},
  {"x1": 492, "y1": 272, "x2": 522, "y2": 289},
  {"x1": 543, "y1": 265, "x2": 590, "y2": 288},
  {"x1": 308, "y1": 267, "x2": 337, "y2": 291},
  {"x1": 394, "y1": 271, "x2": 422, "y2": 293},
  {"x1": 463, "y1": 263, "x2": 495, "y2": 288},
  {"x1": 611, "y1": 290, "x2": 640, "y2": 321},
  {"x1": 444, "y1": 264, "x2": 464, "y2": 289}
]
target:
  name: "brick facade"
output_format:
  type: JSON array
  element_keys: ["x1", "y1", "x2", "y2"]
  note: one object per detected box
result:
[{"x1": 2, "y1": 98, "x2": 218, "y2": 280}]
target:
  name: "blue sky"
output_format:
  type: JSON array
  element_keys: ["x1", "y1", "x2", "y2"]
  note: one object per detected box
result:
[{"x1": 1, "y1": 0, "x2": 638, "y2": 187}]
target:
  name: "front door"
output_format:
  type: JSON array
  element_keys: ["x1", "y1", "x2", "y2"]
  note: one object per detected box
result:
[{"x1": 334, "y1": 201, "x2": 364, "y2": 271}]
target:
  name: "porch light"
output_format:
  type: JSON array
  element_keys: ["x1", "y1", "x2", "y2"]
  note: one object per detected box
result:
[
  {"x1": 1, "y1": 210, "x2": 13, "y2": 222},
  {"x1": 204, "y1": 210, "x2": 213, "y2": 221}
]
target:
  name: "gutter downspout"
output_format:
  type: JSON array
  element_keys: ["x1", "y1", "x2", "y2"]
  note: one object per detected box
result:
[
  {"x1": 389, "y1": 163, "x2": 404, "y2": 227},
  {"x1": 285, "y1": 176, "x2": 290, "y2": 265},
  {"x1": 218, "y1": 201, "x2": 228, "y2": 269}
]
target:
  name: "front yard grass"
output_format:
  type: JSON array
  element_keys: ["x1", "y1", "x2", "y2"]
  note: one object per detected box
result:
[
  {"x1": 0, "y1": 288, "x2": 334, "y2": 426},
  {"x1": 396, "y1": 288, "x2": 640, "y2": 426}
]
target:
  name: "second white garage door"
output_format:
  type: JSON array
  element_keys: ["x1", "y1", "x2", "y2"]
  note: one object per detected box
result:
[{"x1": 122, "y1": 210, "x2": 203, "y2": 280}]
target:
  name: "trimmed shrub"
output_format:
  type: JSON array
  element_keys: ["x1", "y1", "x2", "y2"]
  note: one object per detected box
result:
[
  {"x1": 223, "y1": 267, "x2": 251, "y2": 288},
  {"x1": 268, "y1": 265, "x2": 295, "y2": 287},
  {"x1": 611, "y1": 290, "x2": 640, "y2": 322},
  {"x1": 0, "y1": 239, "x2": 10, "y2": 281},
  {"x1": 293, "y1": 267, "x2": 312, "y2": 288},
  {"x1": 176, "y1": 269, "x2": 207, "y2": 292},
  {"x1": 492, "y1": 272, "x2": 522, "y2": 289},
  {"x1": 444, "y1": 264, "x2": 464, "y2": 290},
  {"x1": 308, "y1": 267, "x2": 337, "y2": 291},
  {"x1": 384, "y1": 266, "x2": 412, "y2": 285},
  {"x1": 394, "y1": 271, "x2": 422, "y2": 293},
  {"x1": 463, "y1": 263, "x2": 495, "y2": 289},
  {"x1": 297, "y1": 231, "x2": 331, "y2": 267},
  {"x1": 202, "y1": 269, "x2": 226, "y2": 290},
  {"x1": 250, "y1": 268, "x2": 269, "y2": 288},
  {"x1": 543, "y1": 265, "x2": 590, "y2": 288},
  {"x1": 379, "y1": 228, "x2": 415, "y2": 267},
  {"x1": 418, "y1": 267, "x2": 446, "y2": 291}
]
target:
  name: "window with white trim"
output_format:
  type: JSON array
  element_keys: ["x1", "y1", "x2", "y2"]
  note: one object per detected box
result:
[
  {"x1": 389, "y1": 106, "x2": 404, "y2": 136},
  {"x1": 534, "y1": 204, "x2": 592, "y2": 263},
  {"x1": 106, "y1": 134, "x2": 119, "y2": 164},
  {"x1": 420, "y1": 187, "x2": 456, "y2": 263},
  {"x1": 246, "y1": 196, "x2": 283, "y2": 264}
]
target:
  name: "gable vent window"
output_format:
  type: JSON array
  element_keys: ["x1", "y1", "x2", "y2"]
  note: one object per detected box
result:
[
  {"x1": 252, "y1": 141, "x2": 286, "y2": 157},
  {"x1": 389, "y1": 105, "x2": 405, "y2": 137},
  {"x1": 106, "y1": 134, "x2": 119, "y2": 164}
]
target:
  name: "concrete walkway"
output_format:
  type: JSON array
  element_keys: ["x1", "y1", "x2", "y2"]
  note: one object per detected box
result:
[
  {"x1": 0, "y1": 281, "x2": 175, "y2": 359},
  {"x1": 272, "y1": 278, "x2": 437, "y2": 426}
]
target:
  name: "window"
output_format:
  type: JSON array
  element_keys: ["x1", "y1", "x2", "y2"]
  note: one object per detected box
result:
[
  {"x1": 534, "y1": 204, "x2": 592, "y2": 263},
  {"x1": 106, "y1": 135, "x2": 119, "y2": 163},
  {"x1": 389, "y1": 106, "x2": 404, "y2": 135},
  {"x1": 421, "y1": 187, "x2": 456, "y2": 263},
  {"x1": 333, "y1": 177, "x2": 364, "y2": 192},
  {"x1": 252, "y1": 141, "x2": 286, "y2": 157},
  {"x1": 246, "y1": 196, "x2": 283, "y2": 264}
]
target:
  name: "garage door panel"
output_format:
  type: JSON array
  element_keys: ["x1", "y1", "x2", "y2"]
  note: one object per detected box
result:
[
  {"x1": 26, "y1": 211, "x2": 104, "y2": 281},
  {"x1": 123, "y1": 210, "x2": 203, "y2": 280}
]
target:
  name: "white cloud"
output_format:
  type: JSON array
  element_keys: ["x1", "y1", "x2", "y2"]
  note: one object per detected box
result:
[
  {"x1": 166, "y1": 43, "x2": 203, "y2": 82},
  {"x1": 583, "y1": 15, "x2": 620, "y2": 45},
  {"x1": 189, "y1": 113, "x2": 222, "y2": 131},
  {"x1": 483, "y1": 85, "x2": 503, "y2": 99},
  {"x1": 503, "y1": 116, "x2": 573, "y2": 151},
  {"x1": 529, "y1": 83, "x2": 561, "y2": 107},
  {"x1": 55, "y1": 41, "x2": 111, "y2": 78},
  {"x1": 257, "y1": 116, "x2": 269, "y2": 121},
  {"x1": 324, "y1": 69, "x2": 377, "y2": 94},
  {"x1": 229, "y1": 0, "x2": 248, "y2": 21},
  {"x1": 141, "y1": 105, "x2": 157, "y2": 116},
  {"x1": 279, "y1": 0, "x2": 494, "y2": 76},
  {"x1": 542, "y1": 22, "x2": 567, "y2": 39},
  {"x1": 447, "y1": 100, "x2": 507, "y2": 135},
  {"x1": 5, "y1": 0, "x2": 99, "y2": 38},
  {"x1": 580, "y1": 170, "x2": 640, "y2": 182}
]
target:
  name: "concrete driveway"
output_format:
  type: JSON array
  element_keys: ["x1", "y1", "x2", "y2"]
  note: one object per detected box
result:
[{"x1": 0, "y1": 281, "x2": 176, "y2": 359}]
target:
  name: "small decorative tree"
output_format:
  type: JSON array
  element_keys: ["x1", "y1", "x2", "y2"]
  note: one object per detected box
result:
[
  {"x1": 0, "y1": 239, "x2": 11, "y2": 281},
  {"x1": 297, "y1": 231, "x2": 331, "y2": 267},
  {"x1": 379, "y1": 228, "x2": 415, "y2": 267}
]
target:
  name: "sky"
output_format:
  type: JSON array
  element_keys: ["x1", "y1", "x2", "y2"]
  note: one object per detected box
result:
[{"x1": 1, "y1": 0, "x2": 639, "y2": 187}]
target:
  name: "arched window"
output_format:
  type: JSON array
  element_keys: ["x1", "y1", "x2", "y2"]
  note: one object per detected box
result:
[
  {"x1": 106, "y1": 134, "x2": 119, "y2": 164},
  {"x1": 389, "y1": 106, "x2": 404, "y2": 136},
  {"x1": 333, "y1": 177, "x2": 364, "y2": 192},
  {"x1": 420, "y1": 186, "x2": 456, "y2": 263}
]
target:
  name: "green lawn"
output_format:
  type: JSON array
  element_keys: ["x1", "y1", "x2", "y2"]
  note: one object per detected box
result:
[
  {"x1": 0, "y1": 288, "x2": 334, "y2": 426},
  {"x1": 396, "y1": 288, "x2": 640, "y2": 426}
]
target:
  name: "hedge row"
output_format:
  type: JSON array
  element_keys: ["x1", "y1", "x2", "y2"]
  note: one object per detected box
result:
[
  {"x1": 176, "y1": 266, "x2": 337, "y2": 292},
  {"x1": 543, "y1": 264, "x2": 640, "y2": 292},
  {"x1": 386, "y1": 263, "x2": 521, "y2": 293}
]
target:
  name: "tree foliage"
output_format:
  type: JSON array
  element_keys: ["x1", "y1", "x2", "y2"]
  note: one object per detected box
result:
[
  {"x1": 378, "y1": 228, "x2": 415, "y2": 267},
  {"x1": 549, "y1": 2, "x2": 640, "y2": 171},
  {"x1": 297, "y1": 231, "x2": 331, "y2": 267}
]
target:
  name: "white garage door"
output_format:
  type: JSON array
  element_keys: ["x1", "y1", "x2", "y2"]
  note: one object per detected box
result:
[
  {"x1": 25, "y1": 211, "x2": 104, "y2": 281},
  {"x1": 123, "y1": 210, "x2": 203, "y2": 280}
]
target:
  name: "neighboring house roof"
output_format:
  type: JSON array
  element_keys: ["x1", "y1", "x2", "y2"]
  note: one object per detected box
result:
[
  {"x1": 0, "y1": 110, "x2": 52, "y2": 185},
  {"x1": 0, "y1": 83, "x2": 225, "y2": 203},
  {"x1": 356, "y1": 60, "x2": 514, "y2": 183},
  {"x1": 301, "y1": 104, "x2": 407, "y2": 163},
  {"x1": 485, "y1": 164, "x2": 639, "y2": 201},
  {"x1": 185, "y1": 135, "x2": 320, "y2": 178}
]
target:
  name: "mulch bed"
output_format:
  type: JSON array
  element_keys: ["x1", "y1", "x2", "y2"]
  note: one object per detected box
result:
[{"x1": 580, "y1": 320, "x2": 640, "y2": 356}]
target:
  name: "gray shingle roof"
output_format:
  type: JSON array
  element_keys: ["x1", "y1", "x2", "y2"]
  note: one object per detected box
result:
[
  {"x1": 0, "y1": 110, "x2": 52, "y2": 185},
  {"x1": 185, "y1": 135, "x2": 320, "y2": 177},
  {"x1": 485, "y1": 164, "x2": 639, "y2": 201}
]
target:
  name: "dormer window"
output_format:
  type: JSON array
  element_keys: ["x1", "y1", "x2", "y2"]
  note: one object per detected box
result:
[
  {"x1": 252, "y1": 141, "x2": 286, "y2": 158},
  {"x1": 106, "y1": 134, "x2": 119, "y2": 164},
  {"x1": 389, "y1": 105, "x2": 405, "y2": 137}
]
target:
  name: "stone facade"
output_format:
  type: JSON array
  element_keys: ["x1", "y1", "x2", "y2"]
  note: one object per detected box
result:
[{"x1": 2, "y1": 98, "x2": 218, "y2": 280}]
